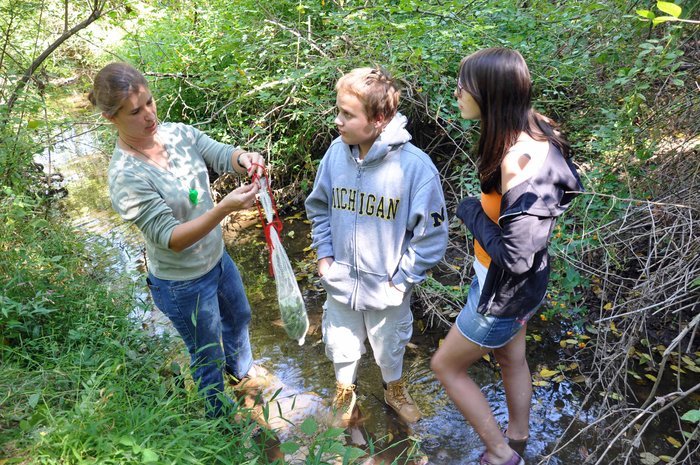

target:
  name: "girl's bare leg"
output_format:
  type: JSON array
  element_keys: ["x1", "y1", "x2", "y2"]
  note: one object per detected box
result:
[
  {"x1": 494, "y1": 325, "x2": 531, "y2": 442},
  {"x1": 431, "y1": 326, "x2": 514, "y2": 463}
]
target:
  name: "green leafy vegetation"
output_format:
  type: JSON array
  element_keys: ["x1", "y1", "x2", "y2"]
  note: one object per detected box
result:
[{"x1": 0, "y1": 188, "x2": 281, "y2": 463}]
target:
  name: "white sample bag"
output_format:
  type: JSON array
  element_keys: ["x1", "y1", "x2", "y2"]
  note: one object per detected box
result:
[{"x1": 257, "y1": 176, "x2": 309, "y2": 345}]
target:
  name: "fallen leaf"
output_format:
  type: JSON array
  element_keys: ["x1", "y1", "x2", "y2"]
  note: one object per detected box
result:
[
  {"x1": 670, "y1": 364, "x2": 686, "y2": 373},
  {"x1": 539, "y1": 368, "x2": 559, "y2": 378},
  {"x1": 578, "y1": 445, "x2": 589, "y2": 460},
  {"x1": 639, "y1": 452, "x2": 660, "y2": 465}
]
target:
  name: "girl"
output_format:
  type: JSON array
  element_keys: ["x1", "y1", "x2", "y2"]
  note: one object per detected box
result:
[{"x1": 431, "y1": 48, "x2": 582, "y2": 465}]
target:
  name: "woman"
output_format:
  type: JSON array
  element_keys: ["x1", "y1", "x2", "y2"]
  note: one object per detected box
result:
[
  {"x1": 431, "y1": 48, "x2": 582, "y2": 465},
  {"x1": 89, "y1": 62, "x2": 268, "y2": 417}
]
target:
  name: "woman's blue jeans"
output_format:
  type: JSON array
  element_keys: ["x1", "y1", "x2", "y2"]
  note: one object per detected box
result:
[{"x1": 147, "y1": 251, "x2": 253, "y2": 417}]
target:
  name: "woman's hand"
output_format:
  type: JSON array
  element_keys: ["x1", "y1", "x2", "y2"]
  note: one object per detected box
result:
[
  {"x1": 169, "y1": 182, "x2": 259, "y2": 253},
  {"x1": 220, "y1": 182, "x2": 260, "y2": 213},
  {"x1": 235, "y1": 150, "x2": 266, "y2": 178},
  {"x1": 318, "y1": 256, "x2": 334, "y2": 277},
  {"x1": 168, "y1": 174, "x2": 259, "y2": 253}
]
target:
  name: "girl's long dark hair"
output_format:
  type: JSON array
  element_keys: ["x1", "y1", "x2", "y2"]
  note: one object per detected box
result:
[{"x1": 459, "y1": 48, "x2": 570, "y2": 193}]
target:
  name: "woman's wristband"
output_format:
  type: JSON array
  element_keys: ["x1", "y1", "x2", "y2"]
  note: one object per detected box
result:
[{"x1": 236, "y1": 151, "x2": 245, "y2": 171}]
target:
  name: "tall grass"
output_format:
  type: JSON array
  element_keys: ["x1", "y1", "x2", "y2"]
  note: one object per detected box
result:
[{"x1": 0, "y1": 190, "x2": 275, "y2": 464}]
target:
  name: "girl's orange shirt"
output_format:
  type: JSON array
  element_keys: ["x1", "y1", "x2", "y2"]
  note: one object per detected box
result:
[{"x1": 474, "y1": 190, "x2": 502, "y2": 268}]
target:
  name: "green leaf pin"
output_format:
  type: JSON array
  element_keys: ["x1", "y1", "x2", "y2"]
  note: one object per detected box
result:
[{"x1": 189, "y1": 189, "x2": 198, "y2": 205}]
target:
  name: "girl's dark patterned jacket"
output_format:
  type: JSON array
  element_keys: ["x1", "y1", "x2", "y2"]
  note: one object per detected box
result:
[{"x1": 457, "y1": 143, "x2": 583, "y2": 318}]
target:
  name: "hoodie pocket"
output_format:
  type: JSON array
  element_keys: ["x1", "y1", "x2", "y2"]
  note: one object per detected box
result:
[
  {"x1": 384, "y1": 280, "x2": 406, "y2": 308},
  {"x1": 320, "y1": 261, "x2": 354, "y2": 306},
  {"x1": 355, "y1": 270, "x2": 396, "y2": 311}
]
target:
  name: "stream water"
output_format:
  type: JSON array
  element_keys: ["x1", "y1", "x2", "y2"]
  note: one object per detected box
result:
[{"x1": 41, "y1": 123, "x2": 595, "y2": 464}]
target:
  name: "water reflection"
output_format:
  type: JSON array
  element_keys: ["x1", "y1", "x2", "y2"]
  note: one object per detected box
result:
[{"x1": 34, "y1": 124, "x2": 173, "y2": 336}]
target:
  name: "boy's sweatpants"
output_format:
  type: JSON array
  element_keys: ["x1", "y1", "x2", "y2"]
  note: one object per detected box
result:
[{"x1": 322, "y1": 294, "x2": 413, "y2": 384}]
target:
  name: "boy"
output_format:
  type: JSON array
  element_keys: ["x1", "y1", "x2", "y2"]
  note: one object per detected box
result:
[{"x1": 305, "y1": 67, "x2": 448, "y2": 424}]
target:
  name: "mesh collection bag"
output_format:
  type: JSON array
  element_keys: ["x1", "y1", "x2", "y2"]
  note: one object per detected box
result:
[{"x1": 256, "y1": 175, "x2": 309, "y2": 346}]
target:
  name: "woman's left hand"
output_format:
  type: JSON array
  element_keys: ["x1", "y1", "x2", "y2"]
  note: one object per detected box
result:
[
  {"x1": 236, "y1": 151, "x2": 265, "y2": 179},
  {"x1": 220, "y1": 182, "x2": 260, "y2": 212}
]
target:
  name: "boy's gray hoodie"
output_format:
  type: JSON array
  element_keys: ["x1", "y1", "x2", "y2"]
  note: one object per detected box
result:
[{"x1": 305, "y1": 113, "x2": 448, "y2": 312}]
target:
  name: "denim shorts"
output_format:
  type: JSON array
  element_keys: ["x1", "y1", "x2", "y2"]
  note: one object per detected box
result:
[{"x1": 455, "y1": 277, "x2": 531, "y2": 349}]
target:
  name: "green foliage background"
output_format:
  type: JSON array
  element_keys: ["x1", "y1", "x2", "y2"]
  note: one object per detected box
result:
[{"x1": 112, "y1": 1, "x2": 695, "y2": 181}]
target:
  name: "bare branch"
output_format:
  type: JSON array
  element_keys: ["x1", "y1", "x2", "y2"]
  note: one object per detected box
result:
[{"x1": 2, "y1": 0, "x2": 108, "y2": 123}]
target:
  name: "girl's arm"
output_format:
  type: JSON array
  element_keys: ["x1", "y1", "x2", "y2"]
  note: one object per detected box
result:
[{"x1": 501, "y1": 137, "x2": 549, "y2": 193}]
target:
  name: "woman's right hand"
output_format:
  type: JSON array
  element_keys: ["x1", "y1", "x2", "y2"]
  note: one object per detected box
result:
[
  {"x1": 220, "y1": 182, "x2": 260, "y2": 212},
  {"x1": 169, "y1": 182, "x2": 259, "y2": 252},
  {"x1": 318, "y1": 256, "x2": 334, "y2": 277}
]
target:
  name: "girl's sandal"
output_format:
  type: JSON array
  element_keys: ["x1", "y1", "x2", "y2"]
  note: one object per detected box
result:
[{"x1": 479, "y1": 450, "x2": 525, "y2": 465}]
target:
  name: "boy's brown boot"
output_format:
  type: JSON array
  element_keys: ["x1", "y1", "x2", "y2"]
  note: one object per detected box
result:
[
  {"x1": 384, "y1": 378, "x2": 421, "y2": 423},
  {"x1": 331, "y1": 381, "x2": 356, "y2": 426}
]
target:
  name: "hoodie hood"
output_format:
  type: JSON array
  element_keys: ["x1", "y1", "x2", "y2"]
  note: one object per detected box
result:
[{"x1": 362, "y1": 112, "x2": 412, "y2": 164}]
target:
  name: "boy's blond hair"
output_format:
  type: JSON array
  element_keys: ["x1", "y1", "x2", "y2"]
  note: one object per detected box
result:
[{"x1": 335, "y1": 67, "x2": 400, "y2": 122}]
